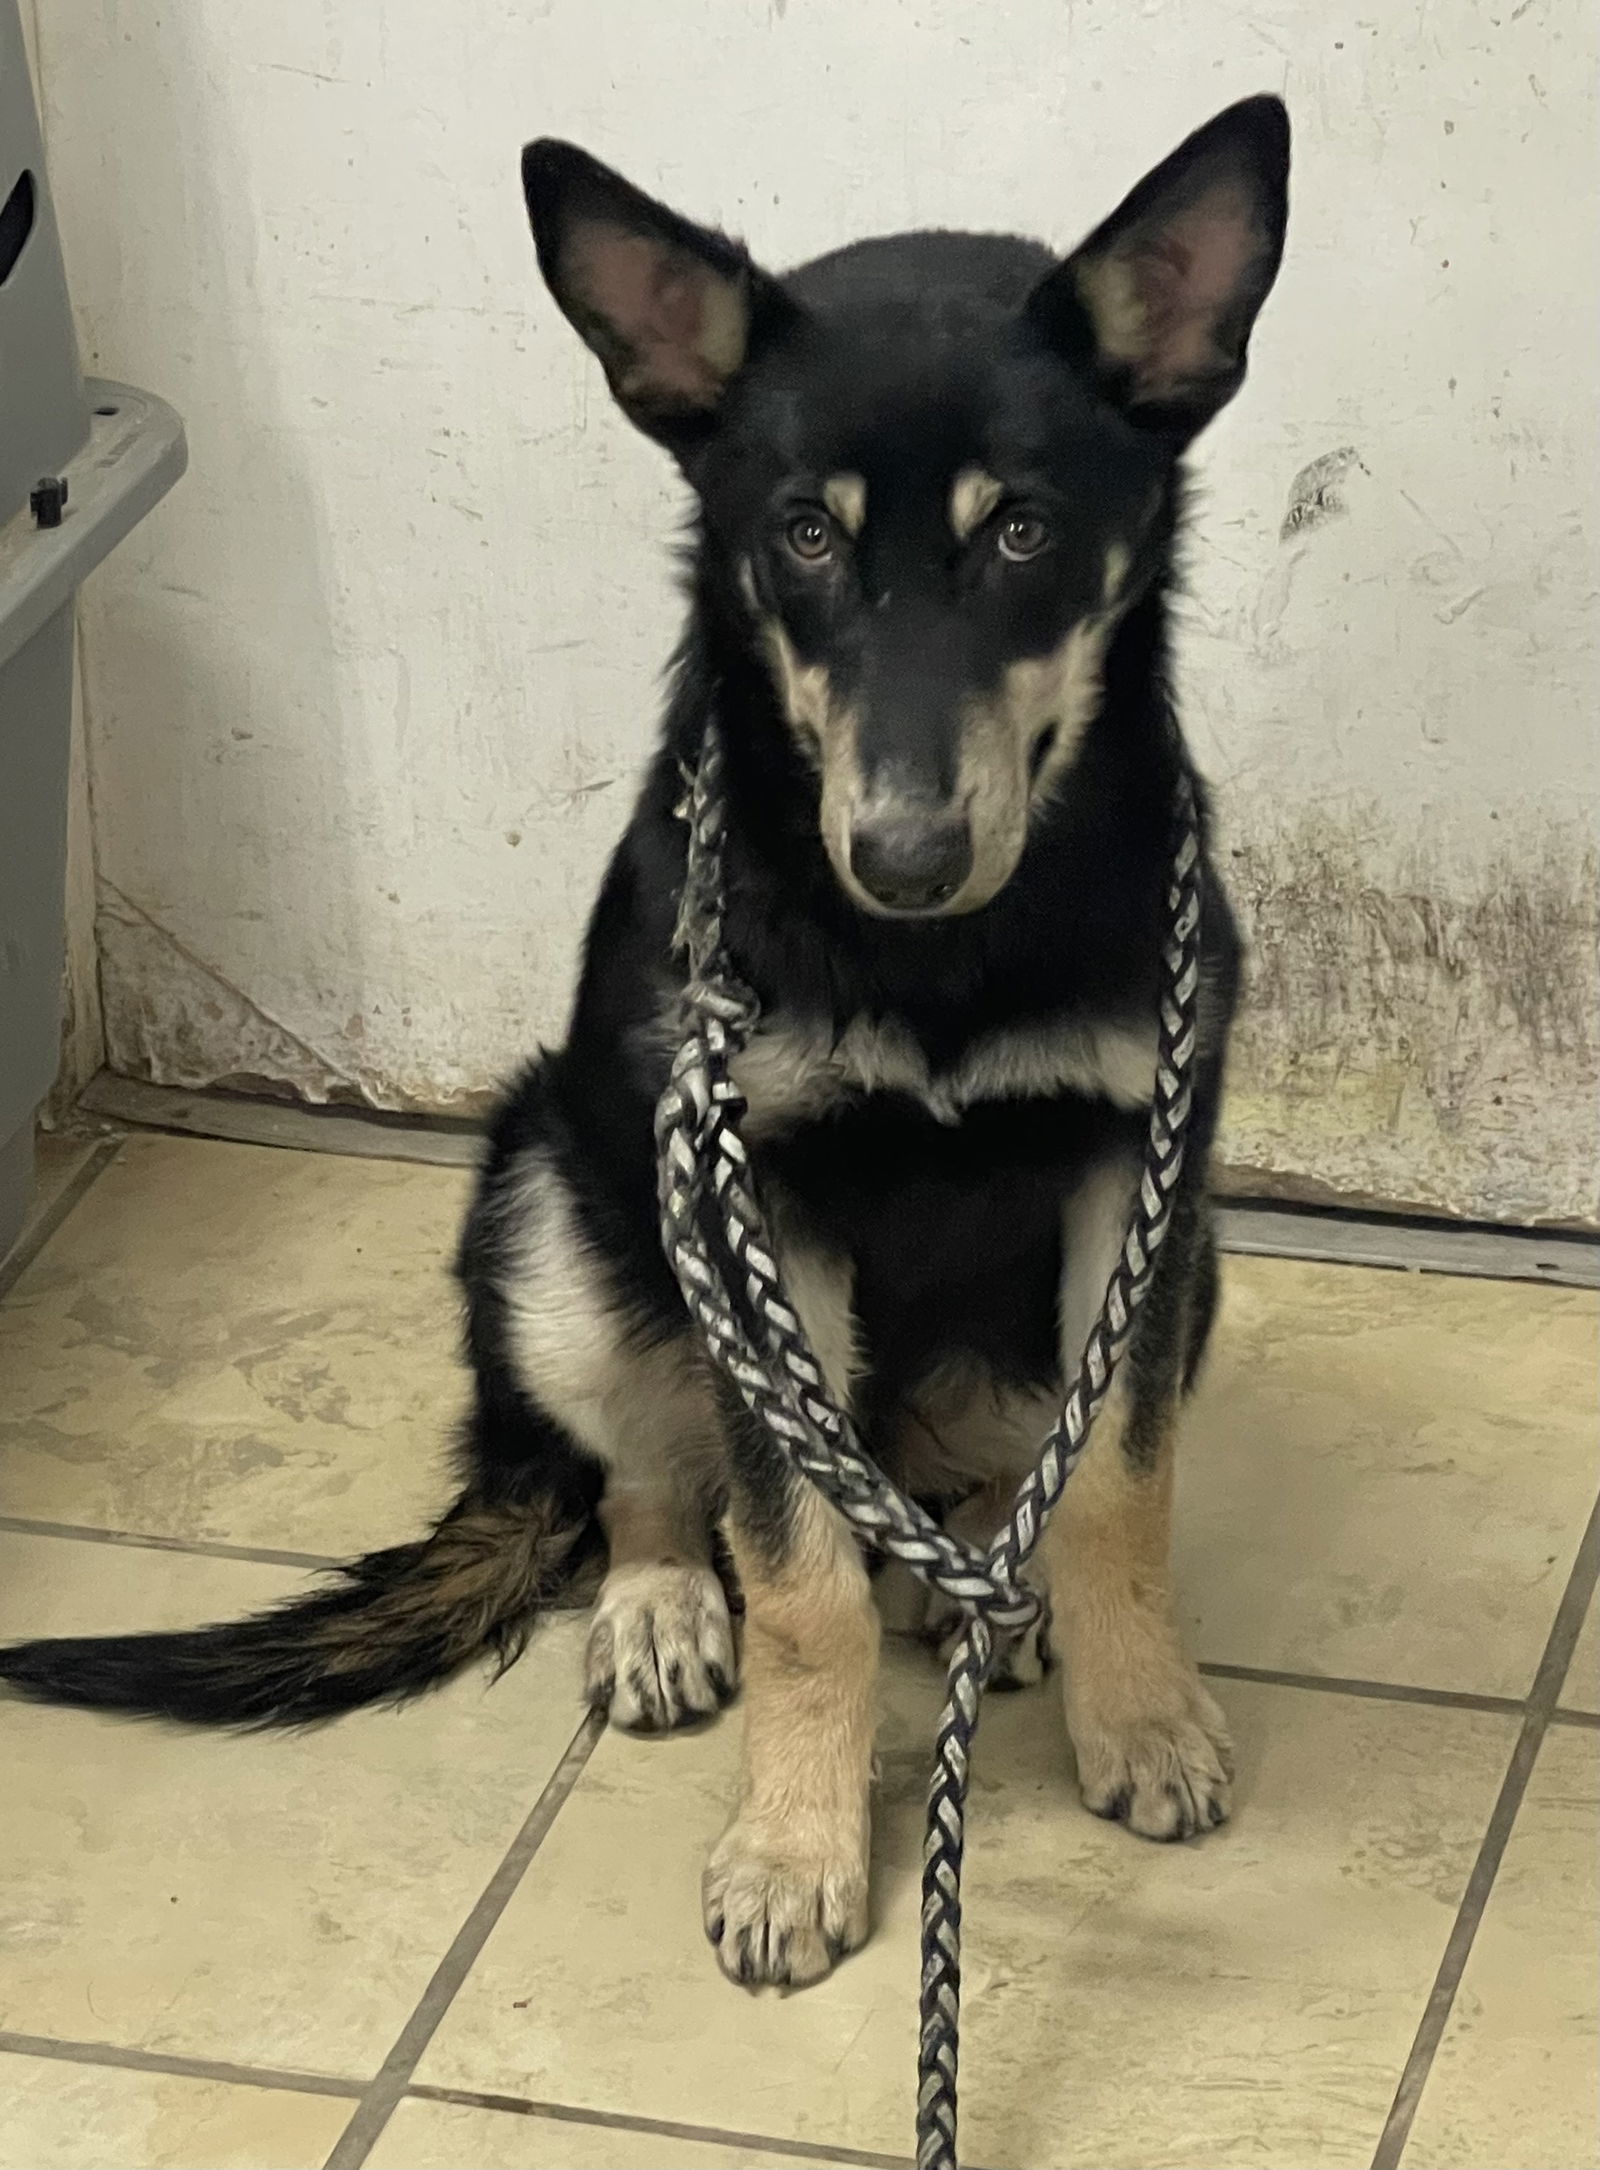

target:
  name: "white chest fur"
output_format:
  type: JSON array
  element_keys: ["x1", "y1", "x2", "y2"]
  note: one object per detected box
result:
[{"x1": 728, "y1": 1009, "x2": 1158, "y2": 1135}]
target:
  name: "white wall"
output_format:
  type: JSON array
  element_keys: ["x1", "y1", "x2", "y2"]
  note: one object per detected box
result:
[{"x1": 36, "y1": 0, "x2": 1598, "y2": 1222}]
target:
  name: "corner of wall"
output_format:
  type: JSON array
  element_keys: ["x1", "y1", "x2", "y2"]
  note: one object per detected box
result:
[
  {"x1": 45, "y1": 634, "x2": 107, "y2": 1121},
  {"x1": 17, "y1": 0, "x2": 38, "y2": 85}
]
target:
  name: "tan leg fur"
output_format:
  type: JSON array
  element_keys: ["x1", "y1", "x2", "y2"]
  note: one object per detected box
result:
[
  {"x1": 704, "y1": 1232, "x2": 879, "y2": 1987},
  {"x1": 1042, "y1": 1379, "x2": 1231, "y2": 1841}
]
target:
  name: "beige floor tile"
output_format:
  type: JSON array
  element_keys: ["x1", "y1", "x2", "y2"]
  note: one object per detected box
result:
[
  {"x1": 0, "y1": 1135, "x2": 474, "y2": 1556},
  {"x1": 1403, "y1": 1724, "x2": 1600, "y2": 2170},
  {"x1": 0, "y1": 1532, "x2": 590, "y2": 2079},
  {"x1": 418, "y1": 1646, "x2": 1512, "y2": 2170},
  {"x1": 368, "y1": 2097, "x2": 830, "y2": 2169},
  {"x1": 1562, "y1": 1590, "x2": 1598, "y2": 1715},
  {"x1": 0, "y1": 2054, "x2": 351, "y2": 2170},
  {"x1": 1177, "y1": 1256, "x2": 1598, "y2": 1697},
  {"x1": 9, "y1": 1135, "x2": 1589, "y2": 1712}
]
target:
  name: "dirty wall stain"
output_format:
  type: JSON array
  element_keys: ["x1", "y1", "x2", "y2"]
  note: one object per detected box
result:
[
  {"x1": 1219, "y1": 805, "x2": 1600, "y2": 1225},
  {"x1": 97, "y1": 806, "x2": 1600, "y2": 1225}
]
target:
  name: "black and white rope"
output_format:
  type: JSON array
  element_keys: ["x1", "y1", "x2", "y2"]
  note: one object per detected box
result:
[{"x1": 655, "y1": 721, "x2": 1203, "y2": 2170}]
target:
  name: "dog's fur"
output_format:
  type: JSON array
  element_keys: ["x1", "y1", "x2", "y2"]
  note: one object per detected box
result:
[{"x1": 0, "y1": 100, "x2": 1289, "y2": 1988}]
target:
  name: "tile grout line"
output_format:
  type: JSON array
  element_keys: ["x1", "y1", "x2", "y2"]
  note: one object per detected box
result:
[
  {"x1": 1369, "y1": 1486, "x2": 1600, "y2": 2170},
  {"x1": 0, "y1": 1136, "x2": 123, "y2": 1302},
  {"x1": 0, "y1": 1513, "x2": 344, "y2": 1573},
  {"x1": 0, "y1": 2035, "x2": 919, "y2": 2170},
  {"x1": 2, "y1": 1511, "x2": 1585, "y2": 1726},
  {"x1": 319, "y1": 1709, "x2": 607, "y2": 2170},
  {"x1": 0, "y1": 2028, "x2": 920, "y2": 2170},
  {"x1": 406, "y1": 2083, "x2": 915, "y2": 2168},
  {"x1": 1196, "y1": 1659, "x2": 1531, "y2": 1718},
  {"x1": 0, "y1": 2030, "x2": 364, "y2": 2101}
]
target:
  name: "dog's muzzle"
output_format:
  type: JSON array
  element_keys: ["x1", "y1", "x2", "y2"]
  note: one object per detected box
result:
[{"x1": 847, "y1": 808, "x2": 975, "y2": 914}]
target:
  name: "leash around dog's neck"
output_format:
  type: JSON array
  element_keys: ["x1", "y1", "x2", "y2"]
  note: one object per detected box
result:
[{"x1": 655, "y1": 720, "x2": 1203, "y2": 2170}]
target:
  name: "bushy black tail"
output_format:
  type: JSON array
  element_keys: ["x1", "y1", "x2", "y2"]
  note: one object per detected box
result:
[{"x1": 0, "y1": 1494, "x2": 598, "y2": 1729}]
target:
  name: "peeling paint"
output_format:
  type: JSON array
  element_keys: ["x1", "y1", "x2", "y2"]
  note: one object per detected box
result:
[
  {"x1": 1280, "y1": 447, "x2": 1364, "y2": 540},
  {"x1": 95, "y1": 881, "x2": 377, "y2": 1108}
]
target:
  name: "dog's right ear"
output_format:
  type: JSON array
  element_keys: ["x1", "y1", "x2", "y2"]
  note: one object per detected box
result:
[{"x1": 521, "y1": 142, "x2": 797, "y2": 453}]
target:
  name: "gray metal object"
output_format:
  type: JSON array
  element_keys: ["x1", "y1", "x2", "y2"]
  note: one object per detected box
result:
[
  {"x1": 1216, "y1": 1201, "x2": 1600, "y2": 1291},
  {"x1": 0, "y1": 0, "x2": 186, "y2": 1259}
]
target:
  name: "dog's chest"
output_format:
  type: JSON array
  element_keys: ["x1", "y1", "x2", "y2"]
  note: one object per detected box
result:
[{"x1": 729, "y1": 1008, "x2": 1157, "y2": 1136}]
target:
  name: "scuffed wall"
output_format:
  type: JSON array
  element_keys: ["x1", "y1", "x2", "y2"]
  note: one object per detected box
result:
[
  {"x1": 1221, "y1": 808, "x2": 1596, "y2": 1223},
  {"x1": 34, "y1": 1, "x2": 1598, "y2": 1220},
  {"x1": 1186, "y1": 433, "x2": 1600, "y2": 1225}
]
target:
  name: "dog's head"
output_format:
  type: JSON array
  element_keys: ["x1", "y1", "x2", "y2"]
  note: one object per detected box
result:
[{"x1": 522, "y1": 99, "x2": 1288, "y2": 918}]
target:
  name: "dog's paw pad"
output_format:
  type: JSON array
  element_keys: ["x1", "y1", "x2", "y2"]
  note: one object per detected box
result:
[
  {"x1": 585, "y1": 1564, "x2": 736, "y2": 1732},
  {"x1": 702, "y1": 1826, "x2": 868, "y2": 1989},
  {"x1": 1069, "y1": 1673, "x2": 1232, "y2": 1841}
]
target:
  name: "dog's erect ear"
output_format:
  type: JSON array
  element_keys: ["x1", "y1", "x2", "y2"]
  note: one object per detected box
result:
[
  {"x1": 1029, "y1": 96, "x2": 1289, "y2": 439},
  {"x1": 521, "y1": 141, "x2": 796, "y2": 450}
]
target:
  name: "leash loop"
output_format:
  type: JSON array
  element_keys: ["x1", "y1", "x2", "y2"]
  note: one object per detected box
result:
[{"x1": 656, "y1": 721, "x2": 1203, "y2": 2170}]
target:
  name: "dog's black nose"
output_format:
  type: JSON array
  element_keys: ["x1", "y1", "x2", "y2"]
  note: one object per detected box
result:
[{"x1": 848, "y1": 813, "x2": 974, "y2": 912}]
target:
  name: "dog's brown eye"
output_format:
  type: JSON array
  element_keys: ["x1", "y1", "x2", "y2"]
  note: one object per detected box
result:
[
  {"x1": 997, "y1": 512, "x2": 1050, "y2": 563},
  {"x1": 784, "y1": 512, "x2": 835, "y2": 563}
]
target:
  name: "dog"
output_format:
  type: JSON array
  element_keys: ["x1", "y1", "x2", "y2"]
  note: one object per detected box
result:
[{"x1": 1, "y1": 97, "x2": 1289, "y2": 1990}]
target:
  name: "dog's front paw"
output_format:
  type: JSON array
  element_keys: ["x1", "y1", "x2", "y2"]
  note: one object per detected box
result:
[
  {"x1": 1066, "y1": 1660, "x2": 1232, "y2": 1841},
  {"x1": 702, "y1": 1822, "x2": 869, "y2": 1988},
  {"x1": 585, "y1": 1563, "x2": 736, "y2": 1731}
]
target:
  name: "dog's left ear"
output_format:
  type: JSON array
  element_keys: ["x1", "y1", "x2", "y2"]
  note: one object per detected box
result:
[
  {"x1": 1030, "y1": 96, "x2": 1290, "y2": 440},
  {"x1": 522, "y1": 140, "x2": 799, "y2": 455}
]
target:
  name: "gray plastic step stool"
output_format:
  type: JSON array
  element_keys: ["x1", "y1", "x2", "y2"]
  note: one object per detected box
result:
[{"x1": 1, "y1": 0, "x2": 186, "y2": 1259}]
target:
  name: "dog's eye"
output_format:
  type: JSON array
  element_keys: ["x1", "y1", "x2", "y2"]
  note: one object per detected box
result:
[
  {"x1": 784, "y1": 512, "x2": 835, "y2": 564},
  {"x1": 997, "y1": 512, "x2": 1051, "y2": 563}
]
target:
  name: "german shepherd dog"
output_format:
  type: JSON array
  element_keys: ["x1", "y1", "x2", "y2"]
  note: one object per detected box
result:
[{"x1": 2, "y1": 98, "x2": 1289, "y2": 1989}]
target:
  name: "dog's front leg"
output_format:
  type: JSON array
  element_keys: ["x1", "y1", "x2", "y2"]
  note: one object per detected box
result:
[
  {"x1": 703, "y1": 1230, "x2": 879, "y2": 1988},
  {"x1": 1044, "y1": 1378, "x2": 1231, "y2": 1839},
  {"x1": 1047, "y1": 1155, "x2": 1231, "y2": 1840},
  {"x1": 706, "y1": 1484, "x2": 878, "y2": 1987}
]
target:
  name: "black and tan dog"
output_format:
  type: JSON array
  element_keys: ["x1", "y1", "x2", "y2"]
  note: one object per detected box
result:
[{"x1": 1, "y1": 98, "x2": 1289, "y2": 1990}]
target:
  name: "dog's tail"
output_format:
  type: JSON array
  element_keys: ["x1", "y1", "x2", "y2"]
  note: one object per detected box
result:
[{"x1": 0, "y1": 1492, "x2": 596, "y2": 1729}]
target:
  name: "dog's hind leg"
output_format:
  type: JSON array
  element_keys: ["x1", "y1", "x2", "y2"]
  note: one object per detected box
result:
[
  {"x1": 1044, "y1": 1155, "x2": 1231, "y2": 1841},
  {"x1": 703, "y1": 1232, "x2": 879, "y2": 1988},
  {"x1": 488, "y1": 1145, "x2": 735, "y2": 1732},
  {"x1": 888, "y1": 1370, "x2": 1057, "y2": 1688}
]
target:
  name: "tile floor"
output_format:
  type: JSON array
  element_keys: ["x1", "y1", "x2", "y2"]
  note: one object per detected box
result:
[{"x1": 1, "y1": 1129, "x2": 1596, "y2": 2170}]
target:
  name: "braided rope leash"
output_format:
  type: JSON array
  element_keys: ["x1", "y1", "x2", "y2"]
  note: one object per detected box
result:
[{"x1": 655, "y1": 722, "x2": 1203, "y2": 2170}]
